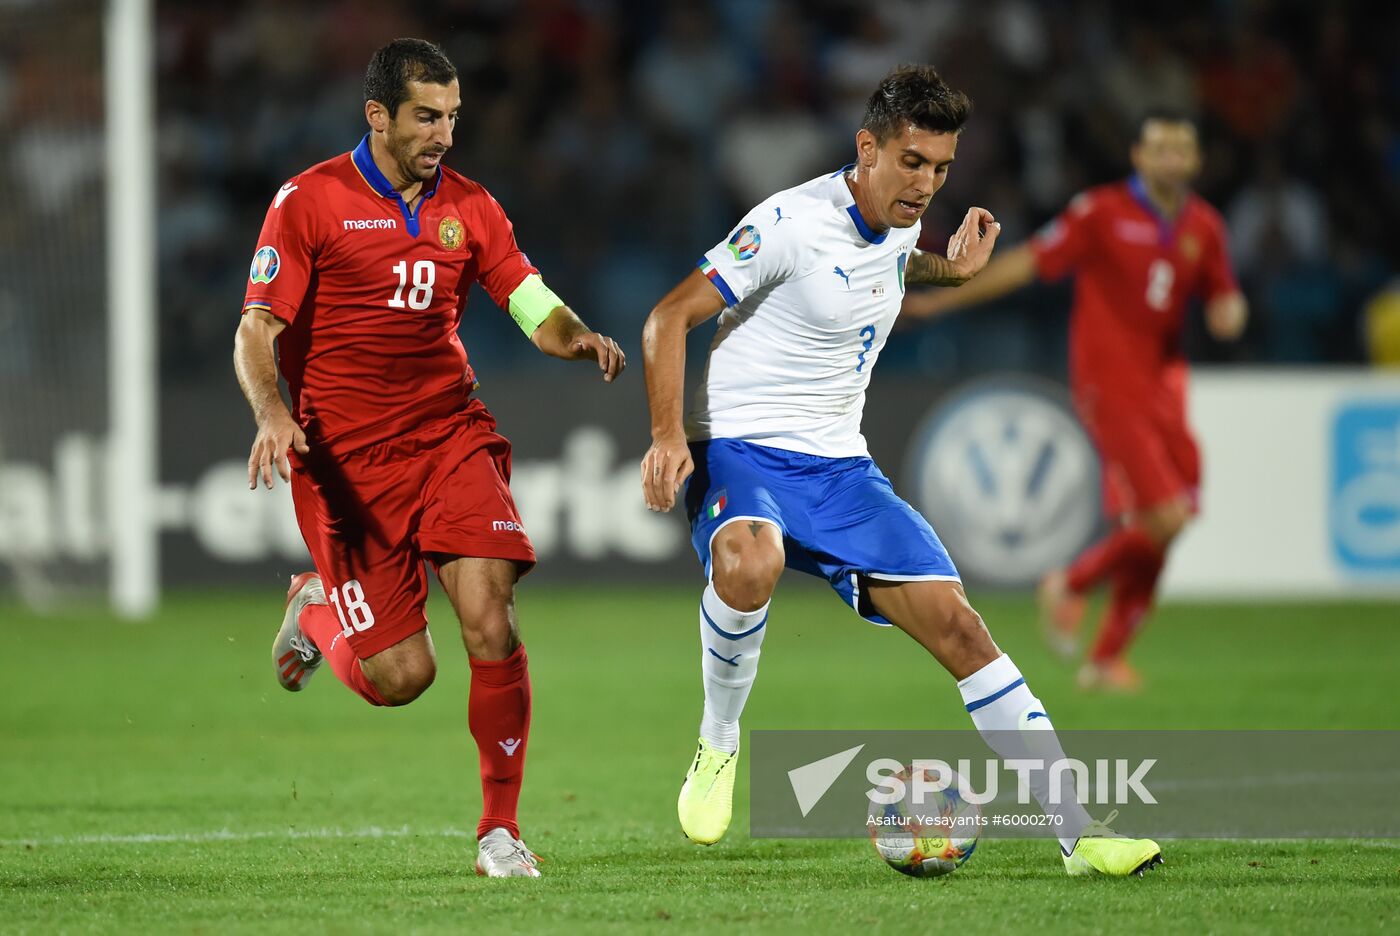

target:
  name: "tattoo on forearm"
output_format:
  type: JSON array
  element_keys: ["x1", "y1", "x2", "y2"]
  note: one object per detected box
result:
[{"x1": 904, "y1": 251, "x2": 967, "y2": 287}]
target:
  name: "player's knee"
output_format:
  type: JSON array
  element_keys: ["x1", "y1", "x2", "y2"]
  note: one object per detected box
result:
[
  {"x1": 371, "y1": 658, "x2": 437, "y2": 706},
  {"x1": 1143, "y1": 502, "x2": 1189, "y2": 545},
  {"x1": 711, "y1": 549, "x2": 783, "y2": 612}
]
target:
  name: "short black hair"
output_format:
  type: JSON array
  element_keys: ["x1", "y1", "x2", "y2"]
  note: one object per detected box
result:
[
  {"x1": 861, "y1": 65, "x2": 972, "y2": 142},
  {"x1": 1136, "y1": 107, "x2": 1198, "y2": 141},
  {"x1": 364, "y1": 38, "x2": 457, "y2": 118}
]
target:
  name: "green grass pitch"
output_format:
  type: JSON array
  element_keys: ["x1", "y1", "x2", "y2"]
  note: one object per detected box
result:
[{"x1": 3, "y1": 584, "x2": 1398, "y2": 933}]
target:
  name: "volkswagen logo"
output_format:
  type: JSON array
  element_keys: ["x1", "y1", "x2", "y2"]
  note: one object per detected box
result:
[{"x1": 903, "y1": 378, "x2": 1101, "y2": 587}]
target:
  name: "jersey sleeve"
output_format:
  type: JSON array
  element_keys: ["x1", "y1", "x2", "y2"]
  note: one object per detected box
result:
[
  {"x1": 468, "y1": 193, "x2": 540, "y2": 309},
  {"x1": 1030, "y1": 190, "x2": 1098, "y2": 282},
  {"x1": 698, "y1": 201, "x2": 801, "y2": 307},
  {"x1": 1198, "y1": 210, "x2": 1240, "y2": 302},
  {"x1": 242, "y1": 177, "x2": 320, "y2": 324}
]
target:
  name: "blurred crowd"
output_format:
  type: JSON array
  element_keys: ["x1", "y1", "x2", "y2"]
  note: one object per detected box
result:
[{"x1": 4, "y1": 0, "x2": 1399, "y2": 385}]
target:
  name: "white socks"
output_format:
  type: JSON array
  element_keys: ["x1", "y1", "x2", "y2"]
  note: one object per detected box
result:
[
  {"x1": 697, "y1": 582, "x2": 768, "y2": 754},
  {"x1": 958, "y1": 654, "x2": 1092, "y2": 854}
]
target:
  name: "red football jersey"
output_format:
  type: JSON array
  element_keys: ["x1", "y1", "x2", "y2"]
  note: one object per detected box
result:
[
  {"x1": 1031, "y1": 178, "x2": 1237, "y2": 400},
  {"x1": 242, "y1": 135, "x2": 537, "y2": 456}
]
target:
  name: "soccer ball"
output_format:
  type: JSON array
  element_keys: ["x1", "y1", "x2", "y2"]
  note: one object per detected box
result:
[{"x1": 868, "y1": 763, "x2": 980, "y2": 877}]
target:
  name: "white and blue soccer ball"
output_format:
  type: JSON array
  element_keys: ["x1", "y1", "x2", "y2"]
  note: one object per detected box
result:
[{"x1": 868, "y1": 763, "x2": 980, "y2": 878}]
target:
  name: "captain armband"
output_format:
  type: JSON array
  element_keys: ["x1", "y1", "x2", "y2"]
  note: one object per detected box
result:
[{"x1": 507, "y1": 274, "x2": 565, "y2": 337}]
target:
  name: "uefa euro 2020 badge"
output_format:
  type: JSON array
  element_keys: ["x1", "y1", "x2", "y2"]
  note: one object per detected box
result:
[
  {"x1": 439, "y1": 216, "x2": 464, "y2": 250},
  {"x1": 249, "y1": 245, "x2": 280, "y2": 284},
  {"x1": 727, "y1": 224, "x2": 761, "y2": 261}
]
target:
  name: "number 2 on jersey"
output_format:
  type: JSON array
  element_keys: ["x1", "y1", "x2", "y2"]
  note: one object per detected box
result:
[
  {"x1": 1145, "y1": 258, "x2": 1174, "y2": 311},
  {"x1": 855, "y1": 325, "x2": 876, "y2": 373},
  {"x1": 389, "y1": 259, "x2": 436, "y2": 310}
]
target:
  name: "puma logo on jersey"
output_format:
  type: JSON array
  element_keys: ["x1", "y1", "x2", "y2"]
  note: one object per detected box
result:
[
  {"x1": 774, "y1": 206, "x2": 788, "y2": 223},
  {"x1": 343, "y1": 218, "x2": 398, "y2": 230},
  {"x1": 498, "y1": 738, "x2": 522, "y2": 756},
  {"x1": 274, "y1": 182, "x2": 298, "y2": 208},
  {"x1": 833, "y1": 266, "x2": 851, "y2": 289}
]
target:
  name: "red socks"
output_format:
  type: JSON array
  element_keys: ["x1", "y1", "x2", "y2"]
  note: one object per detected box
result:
[
  {"x1": 300, "y1": 602, "x2": 532, "y2": 838},
  {"x1": 1065, "y1": 526, "x2": 1160, "y2": 594},
  {"x1": 1090, "y1": 549, "x2": 1165, "y2": 662},
  {"x1": 469, "y1": 645, "x2": 532, "y2": 840},
  {"x1": 298, "y1": 603, "x2": 388, "y2": 706},
  {"x1": 1066, "y1": 525, "x2": 1167, "y2": 663}
]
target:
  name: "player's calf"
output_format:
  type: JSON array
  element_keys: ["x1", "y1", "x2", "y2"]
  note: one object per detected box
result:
[{"x1": 867, "y1": 579, "x2": 999, "y2": 680}]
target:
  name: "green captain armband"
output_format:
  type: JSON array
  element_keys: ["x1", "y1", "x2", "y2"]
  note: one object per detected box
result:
[{"x1": 507, "y1": 274, "x2": 565, "y2": 337}]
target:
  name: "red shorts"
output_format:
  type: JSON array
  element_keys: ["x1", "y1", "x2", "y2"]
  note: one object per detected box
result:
[
  {"x1": 290, "y1": 398, "x2": 535, "y2": 659},
  {"x1": 1075, "y1": 387, "x2": 1200, "y2": 519}
]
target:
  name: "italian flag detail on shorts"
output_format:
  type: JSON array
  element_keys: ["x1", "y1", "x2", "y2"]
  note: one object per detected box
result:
[{"x1": 706, "y1": 491, "x2": 727, "y2": 520}]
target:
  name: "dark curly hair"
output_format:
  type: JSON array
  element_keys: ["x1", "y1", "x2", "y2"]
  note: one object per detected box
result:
[
  {"x1": 861, "y1": 65, "x2": 972, "y2": 142},
  {"x1": 364, "y1": 38, "x2": 457, "y2": 118}
]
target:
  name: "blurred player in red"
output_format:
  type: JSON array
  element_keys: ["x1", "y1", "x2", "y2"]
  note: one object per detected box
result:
[
  {"x1": 233, "y1": 39, "x2": 624, "y2": 876},
  {"x1": 902, "y1": 111, "x2": 1247, "y2": 691}
]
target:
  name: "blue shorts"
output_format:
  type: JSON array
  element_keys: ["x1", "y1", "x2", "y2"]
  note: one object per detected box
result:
[{"x1": 685, "y1": 439, "x2": 961, "y2": 625}]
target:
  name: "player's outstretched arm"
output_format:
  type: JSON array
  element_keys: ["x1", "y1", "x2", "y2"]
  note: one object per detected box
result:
[
  {"x1": 529, "y1": 305, "x2": 625, "y2": 382},
  {"x1": 902, "y1": 242, "x2": 1037, "y2": 320},
  {"x1": 639, "y1": 269, "x2": 727, "y2": 512},
  {"x1": 234, "y1": 308, "x2": 308, "y2": 490}
]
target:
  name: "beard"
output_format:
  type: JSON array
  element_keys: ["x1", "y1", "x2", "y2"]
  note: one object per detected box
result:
[{"x1": 387, "y1": 128, "x2": 435, "y2": 183}]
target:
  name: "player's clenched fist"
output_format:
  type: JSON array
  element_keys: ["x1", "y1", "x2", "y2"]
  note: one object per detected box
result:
[
  {"x1": 640, "y1": 434, "x2": 693, "y2": 512},
  {"x1": 247, "y1": 412, "x2": 309, "y2": 490}
]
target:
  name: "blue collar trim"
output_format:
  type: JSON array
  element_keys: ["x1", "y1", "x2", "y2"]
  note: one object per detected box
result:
[
  {"x1": 351, "y1": 133, "x2": 441, "y2": 237},
  {"x1": 846, "y1": 203, "x2": 888, "y2": 245},
  {"x1": 833, "y1": 164, "x2": 889, "y2": 244},
  {"x1": 1128, "y1": 174, "x2": 1179, "y2": 246}
]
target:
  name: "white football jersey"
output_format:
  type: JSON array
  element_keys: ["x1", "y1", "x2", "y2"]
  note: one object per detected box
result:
[{"x1": 686, "y1": 168, "x2": 921, "y2": 458}]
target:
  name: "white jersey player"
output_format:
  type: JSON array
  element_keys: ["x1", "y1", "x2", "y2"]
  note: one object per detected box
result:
[
  {"x1": 687, "y1": 168, "x2": 920, "y2": 457},
  {"x1": 639, "y1": 65, "x2": 1164, "y2": 879}
]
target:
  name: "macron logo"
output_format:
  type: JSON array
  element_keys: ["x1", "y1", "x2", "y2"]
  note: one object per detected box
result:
[
  {"x1": 498, "y1": 738, "x2": 522, "y2": 756},
  {"x1": 491, "y1": 520, "x2": 525, "y2": 533},
  {"x1": 788, "y1": 744, "x2": 865, "y2": 817},
  {"x1": 343, "y1": 218, "x2": 397, "y2": 231},
  {"x1": 274, "y1": 183, "x2": 298, "y2": 208}
]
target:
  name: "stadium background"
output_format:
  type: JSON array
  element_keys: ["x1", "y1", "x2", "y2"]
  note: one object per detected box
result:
[{"x1": 3, "y1": 0, "x2": 1398, "y2": 603}]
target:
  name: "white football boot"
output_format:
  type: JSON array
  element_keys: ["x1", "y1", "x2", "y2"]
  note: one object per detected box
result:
[
  {"x1": 475, "y1": 827, "x2": 541, "y2": 878},
  {"x1": 272, "y1": 572, "x2": 327, "y2": 691}
]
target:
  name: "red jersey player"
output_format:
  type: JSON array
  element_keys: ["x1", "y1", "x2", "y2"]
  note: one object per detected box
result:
[
  {"x1": 233, "y1": 39, "x2": 624, "y2": 877},
  {"x1": 902, "y1": 111, "x2": 1247, "y2": 691}
]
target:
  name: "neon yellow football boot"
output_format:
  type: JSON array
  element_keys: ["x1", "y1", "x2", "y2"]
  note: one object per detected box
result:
[
  {"x1": 1063, "y1": 810, "x2": 1163, "y2": 876},
  {"x1": 678, "y1": 738, "x2": 738, "y2": 845}
]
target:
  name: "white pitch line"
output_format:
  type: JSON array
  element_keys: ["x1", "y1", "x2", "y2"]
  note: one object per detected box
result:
[{"x1": 2, "y1": 826, "x2": 475, "y2": 848}]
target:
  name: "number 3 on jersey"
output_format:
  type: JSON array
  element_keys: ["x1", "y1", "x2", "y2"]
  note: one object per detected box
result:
[
  {"x1": 855, "y1": 325, "x2": 876, "y2": 373},
  {"x1": 389, "y1": 259, "x2": 435, "y2": 310}
]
